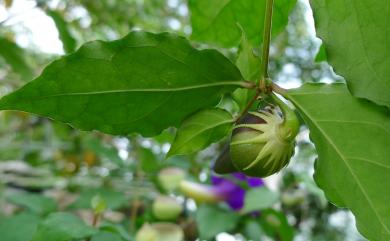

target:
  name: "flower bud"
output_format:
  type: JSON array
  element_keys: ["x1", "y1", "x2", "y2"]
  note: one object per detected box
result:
[
  {"x1": 152, "y1": 196, "x2": 182, "y2": 221},
  {"x1": 179, "y1": 180, "x2": 222, "y2": 203},
  {"x1": 230, "y1": 95, "x2": 299, "y2": 177},
  {"x1": 158, "y1": 167, "x2": 186, "y2": 192}
]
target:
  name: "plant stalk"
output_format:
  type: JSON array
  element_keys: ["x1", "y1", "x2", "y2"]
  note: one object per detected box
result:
[{"x1": 259, "y1": 0, "x2": 274, "y2": 87}]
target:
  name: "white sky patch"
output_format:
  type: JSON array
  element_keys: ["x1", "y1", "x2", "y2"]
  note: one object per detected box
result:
[{"x1": 2, "y1": 0, "x2": 63, "y2": 54}]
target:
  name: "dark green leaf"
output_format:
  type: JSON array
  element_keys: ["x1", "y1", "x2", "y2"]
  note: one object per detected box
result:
[
  {"x1": 168, "y1": 108, "x2": 234, "y2": 157},
  {"x1": 0, "y1": 37, "x2": 33, "y2": 80},
  {"x1": 189, "y1": 0, "x2": 297, "y2": 47},
  {"x1": 46, "y1": 10, "x2": 77, "y2": 53},
  {"x1": 31, "y1": 212, "x2": 97, "y2": 241},
  {"x1": 286, "y1": 83, "x2": 390, "y2": 241},
  {"x1": 0, "y1": 212, "x2": 41, "y2": 241},
  {"x1": 6, "y1": 192, "x2": 57, "y2": 215},
  {"x1": 241, "y1": 187, "x2": 279, "y2": 214},
  {"x1": 314, "y1": 44, "x2": 327, "y2": 62},
  {"x1": 195, "y1": 204, "x2": 240, "y2": 240},
  {"x1": 139, "y1": 147, "x2": 160, "y2": 172},
  {"x1": 0, "y1": 31, "x2": 244, "y2": 136},
  {"x1": 310, "y1": 0, "x2": 390, "y2": 108}
]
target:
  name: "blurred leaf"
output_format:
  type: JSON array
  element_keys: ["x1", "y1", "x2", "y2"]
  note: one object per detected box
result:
[
  {"x1": 310, "y1": 0, "x2": 390, "y2": 108},
  {"x1": 195, "y1": 205, "x2": 240, "y2": 240},
  {"x1": 31, "y1": 212, "x2": 97, "y2": 241},
  {"x1": 168, "y1": 108, "x2": 234, "y2": 157},
  {"x1": 91, "y1": 231, "x2": 123, "y2": 241},
  {"x1": 261, "y1": 209, "x2": 294, "y2": 241},
  {"x1": 314, "y1": 44, "x2": 327, "y2": 62},
  {"x1": 85, "y1": 138, "x2": 124, "y2": 167},
  {"x1": 287, "y1": 83, "x2": 390, "y2": 241},
  {"x1": 6, "y1": 192, "x2": 57, "y2": 215},
  {"x1": 236, "y1": 28, "x2": 261, "y2": 81},
  {"x1": 244, "y1": 220, "x2": 264, "y2": 241},
  {"x1": 99, "y1": 223, "x2": 132, "y2": 241},
  {"x1": 241, "y1": 187, "x2": 279, "y2": 214},
  {"x1": 189, "y1": 0, "x2": 297, "y2": 47},
  {"x1": 91, "y1": 195, "x2": 107, "y2": 214},
  {"x1": 0, "y1": 212, "x2": 41, "y2": 241},
  {"x1": 139, "y1": 147, "x2": 160, "y2": 173},
  {"x1": 0, "y1": 37, "x2": 33, "y2": 80},
  {"x1": 69, "y1": 188, "x2": 127, "y2": 210},
  {"x1": 46, "y1": 10, "x2": 77, "y2": 53}
]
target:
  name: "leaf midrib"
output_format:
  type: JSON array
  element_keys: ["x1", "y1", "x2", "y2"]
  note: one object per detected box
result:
[{"x1": 288, "y1": 92, "x2": 390, "y2": 235}]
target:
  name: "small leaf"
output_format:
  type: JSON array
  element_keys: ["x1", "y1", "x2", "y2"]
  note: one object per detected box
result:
[
  {"x1": 0, "y1": 212, "x2": 41, "y2": 241},
  {"x1": 91, "y1": 195, "x2": 107, "y2": 214},
  {"x1": 0, "y1": 31, "x2": 244, "y2": 136},
  {"x1": 195, "y1": 205, "x2": 240, "y2": 240},
  {"x1": 286, "y1": 83, "x2": 390, "y2": 241},
  {"x1": 46, "y1": 10, "x2": 77, "y2": 53},
  {"x1": 168, "y1": 108, "x2": 234, "y2": 157},
  {"x1": 261, "y1": 209, "x2": 294, "y2": 241},
  {"x1": 236, "y1": 27, "x2": 261, "y2": 81},
  {"x1": 189, "y1": 0, "x2": 297, "y2": 47},
  {"x1": 31, "y1": 212, "x2": 97, "y2": 241},
  {"x1": 310, "y1": 0, "x2": 390, "y2": 108},
  {"x1": 6, "y1": 192, "x2": 57, "y2": 215},
  {"x1": 241, "y1": 187, "x2": 279, "y2": 214},
  {"x1": 68, "y1": 188, "x2": 127, "y2": 210}
]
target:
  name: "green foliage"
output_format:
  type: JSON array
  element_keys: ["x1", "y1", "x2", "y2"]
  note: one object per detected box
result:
[
  {"x1": 69, "y1": 188, "x2": 127, "y2": 210},
  {"x1": 189, "y1": 0, "x2": 297, "y2": 47},
  {"x1": 0, "y1": 37, "x2": 33, "y2": 80},
  {"x1": 6, "y1": 192, "x2": 57, "y2": 215},
  {"x1": 0, "y1": 31, "x2": 244, "y2": 136},
  {"x1": 91, "y1": 231, "x2": 124, "y2": 241},
  {"x1": 195, "y1": 205, "x2": 240, "y2": 239},
  {"x1": 236, "y1": 28, "x2": 261, "y2": 81},
  {"x1": 241, "y1": 187, "x2": 279, "y2": 214},
  {"x1": 168, "y1": 108, "x2": 234, "y2": 157},
  {"x1": 0, "y1": 212, "x2": 41, "y2": 241},
  {"x1": 287, "y1": 83, "x2": 390, "y2": 241},
  {"x1": 31, "y1": 212, "x2": 97, "y2": 241},
  {"x1": 310, "y1": 0, "x2": 390, "y2": 108}
]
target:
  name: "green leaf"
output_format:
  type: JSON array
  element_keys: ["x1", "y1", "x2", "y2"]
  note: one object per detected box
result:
[
  {"x1": 241, "y1": 187, "x2": 279, "y2": 214},
  {"x1": 68, "y1": 188, "x2": 128, "y2": 210},
  {"x1": 91, "y1": 231, "x2": 123, "y2": 241},
  {"x1": 0, "y1": 31, "x2": 244, "y2": 136},
  {"x1": 310, "y1": 0, "x2": 390, "y2": 108},
  {"x1": 0, "y1": 212, "x2": 41, "y2": 241},
  {"x1": 0, "y1": 37, "x2": 33, "y2": 80},
  {"x1": 244, "y1": 220, "x2": 264, "y2": 241},
  {"x1": 168, "y1": 108, "x2": 234, "y2": 157},
  {"x1": 261, "y1": 209, "x2": 294, "y2": 241},
  {"x1": 314, "y1": 44, "x2": 327, "y2": 62},
  {"x1": 46, "y1": 10, "x2": 77, "y2": 53},
  {"x1": 6, "y1": 192, "x2": 57, "y2": 215},
  {"x1": 236, "y1": 28, "x2": 261, "y2": 81},
  {"x1": 286, "y1": 83, "x2": 390, "y2": 241},
  {"x1": 189, "y1": 0, "x2": 297, "y2": 47},
  {"x1": 31, "y1": 212, "x2": 97, "y2": 241},
  {"x1": 195, "y1": 204, "x2": 240, "y2": 240},
  {"x1": 139, "y1": 147, "x2": 160, "y2": 173}
]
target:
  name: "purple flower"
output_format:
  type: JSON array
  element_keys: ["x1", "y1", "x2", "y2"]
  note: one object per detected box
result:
[{"x1": 211, "y1": 172, "x2": 264, "y2": 210}]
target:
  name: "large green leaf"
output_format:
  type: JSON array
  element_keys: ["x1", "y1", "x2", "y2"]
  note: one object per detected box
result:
[
  {"x1": 168, "y1": 108, "x2": 234, "y2": 157},
  {"x1": 310, "y1": 0, "x2": 390, "y2": 108},
  {"x1": 31, "y1": 212, "x2": 97, "y2": 241},
  {"x1": 286, "y1": 83, "x2": 390, "y2": 241},
  {"x1": 0, "y1": 31, "x2": 244, "y2": 136},
  {"x1": 189, "y1": 0, "x2": 297, "y2": 47}
]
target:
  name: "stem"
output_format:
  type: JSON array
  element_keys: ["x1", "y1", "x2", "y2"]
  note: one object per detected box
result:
[{"x1": 259, "y1": 0, "x2": 274, "y2": 86}]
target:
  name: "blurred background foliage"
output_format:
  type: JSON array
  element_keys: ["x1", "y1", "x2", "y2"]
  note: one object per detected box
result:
[{"x1": 0, "y1": 0, "x2": 364, "y2": 241}]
